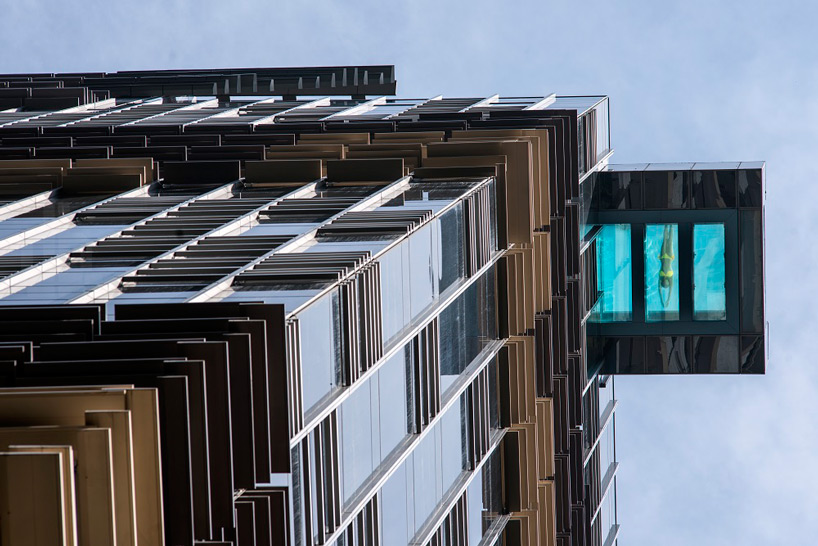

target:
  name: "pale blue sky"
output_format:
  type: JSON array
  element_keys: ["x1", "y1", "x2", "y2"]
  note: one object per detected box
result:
[{"x1": 0, "y1": 1, "x2": 809, "y2": 543}]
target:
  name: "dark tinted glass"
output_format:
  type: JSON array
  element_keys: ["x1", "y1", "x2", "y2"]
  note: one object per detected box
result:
[
  {"x1": 596, "y1": 171, "x2": 641, "y2": 210},
  {"x1": 738, "y1": 169, "x2": 763, "y2": 207},
  {"x1": 643, "y1": 171, "x2": 689, "y2": 209},
  {"x1": 438, "y1": 203, "x2": 465, "y2": 292},
  {"x1": 482, "y1": 447, "x2": 503, "y2": 516},
  {"x1": 596, "y1": 336, "x2": 646, "y2": 374},
  {"x1": 691, "y1": 170, "x2": 737, "y2": 208},
  {"x1": 740, "y1": 210, "x2": 764, "y2": 332},
  {"x1": 740, "y1": 335, "x2": 765, "y2": 374},
  {"x1": 488, "y1": 356, "x2": 500, "y2": 430},
  {"x1": 439, "y1": 268, "x2": 497, "y2": 392},
  {"x1": 645, "y1": 336, "x2": 691, "y2": 373},
  {"x1": 692, "y1": 335, "x2": 739, "y2": 373}
]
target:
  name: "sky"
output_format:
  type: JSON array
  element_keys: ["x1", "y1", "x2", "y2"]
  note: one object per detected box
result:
[{"x1": 0, "y1": 0, "x2": 811, "y2": 543}]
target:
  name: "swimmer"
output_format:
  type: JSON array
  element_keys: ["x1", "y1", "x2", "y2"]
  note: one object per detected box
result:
[{"x1": 658, "y1": 225, "x2": 674, "y2": 307}]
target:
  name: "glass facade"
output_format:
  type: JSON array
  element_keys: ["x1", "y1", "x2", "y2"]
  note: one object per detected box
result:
[
  {"x1": 0, "y1": 65, "x2": 764, "y2": 546},
  {"x1": 587, "y1": 164, "x2": 765, "y2": 376}
]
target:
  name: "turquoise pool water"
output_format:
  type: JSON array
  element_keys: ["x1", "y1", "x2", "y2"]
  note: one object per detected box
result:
[
  {"x1": 592, "y1": 222, "x2": 726, "y2": 323},
  {"x1": 693, "y1": 223, "x2": 726, "y2": 320},
  {"x1": 645, "y1": 224, "x2": 680, "y2": 321},
  {"x1": 592, "y1": 224, "x2": 632, "y2": 322}
]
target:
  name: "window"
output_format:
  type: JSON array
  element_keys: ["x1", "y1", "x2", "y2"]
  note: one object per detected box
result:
[
  {"x1": 693, "y1": 223, "x2": 726, "y2": 320},
  {"x1": 592, "y1": 224, "x2": 632, "y2": 322},
  {"x1": 299, "y1": 291, "x2": 342, "y2": 412},
  {"x1": 644, "y1": 224, "x2": 679, "y2": 321}
]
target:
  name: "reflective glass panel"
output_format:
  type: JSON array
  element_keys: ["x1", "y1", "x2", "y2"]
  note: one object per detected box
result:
[
  {"x1": 412, "y1": 424, "x2": 442, "y2": 529},
  {"x1": 693, "y1": 223, "x2": 727, "y2": 320},
  {"x1": 466, "y1": 474, "x2": 484, "y2": 545},
  {"x1": 693, "y1": 335, "x2": 739, "y2": 373},
  {"x1": 691, "y1": 170, "x2": 736, "y2": 208},
  {"x1": 340, "y1": 379, "x2": 374, "y2": 503},
  {"x1": 439, "y1": 395, "x2": 465, "y2": 490},
  {"x1": 437, "y1": 202, "x2": 465, "y2": 293},
  {"x1": 645, "y1": 224, "x2": 679, "y2": 321},
  {"x1": 408, "y1": 223, "x2": 437, "y2": 318},
  {"x1": 439, "y1": 268, "x2": 497, "y2": 395},
  {"x1": 740, "y1": 210, "x2": 764, "y2": 332},
  {"x1": 380, "y1": 463, "x2": 409, "y2": 546},
  {"x1": 593, "y1": 224, "x2": 632, "y2": 322},
  {"x1": 299, "y1": 291, "x2": 341, "y2": 412},
  {"x1": 378, "y1": 351, "x2": 410, "y2": 458},
  {"x1": 643, "y1": 171, "x2": 688, "y2": 209},
  {"x1": 379, "y1": 240, "x2": 409, "y2": 344}
]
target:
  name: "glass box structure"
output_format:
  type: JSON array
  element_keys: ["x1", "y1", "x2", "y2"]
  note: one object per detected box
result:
[
  {"x1": 585, "y1": 163, "x2": 766, "y2": 374},
  {"x1": 0, "y1": 66, "x2": 764, "y2": 546}
]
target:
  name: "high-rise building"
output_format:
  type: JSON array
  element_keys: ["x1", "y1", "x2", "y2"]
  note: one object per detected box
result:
[{"x1": 0, "y1": 66, "x2": 765, "y2": 546}]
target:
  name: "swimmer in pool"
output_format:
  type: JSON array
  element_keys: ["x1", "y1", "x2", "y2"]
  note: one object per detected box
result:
[{"x1": 658, "y1": 225, "x2": 674, "y2": 307}]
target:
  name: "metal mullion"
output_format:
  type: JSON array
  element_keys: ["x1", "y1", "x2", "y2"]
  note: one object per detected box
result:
[
  {"x1": 372, "y1": 261, "x2": 383, "y2": 361},
  {"x1": 349, "y1": 280, "x2": 361, "y2": 381},
  {"x1": 339, "y1": 282, "x2": 351, "y2": 386},
  {"x1": 371, "y1": 496, "x2": 380, "y2": 546},
  {"x1": 482, "y1": 186, "x2": 491, "y2": 269},
  {"x1": 312, "y1": 429, "x2": 327, "y2": 545},
  {"x1": 412, "y1": 336, "x2": 423, "y2": 433},
  {"x1": 301, "y1": 439, "x2": 315, "y2": 546},
  {"x1": 631, "y1": 223, "x2": 646, "y2": 324},
  {"x1": 329, "y1": 411, "x2": 342, "y2": 530},
  {"x1": 475, "y1": 377, "x2": 484, "y2": 464},
  {"x1": 359, "y1": 269, "x2": 372, "y2": 373},
  {"x1": 465, "y1": 385, "x2": 476, "y2": 471},
  {"x1": 678, "y1": 222, "x2": 693, "y2": 322},
  {"x1": 481, "y1": 370, "x2": 490, "y2": 457},
  {"x1": 431, "y1": 320, "x2": 440, "y2": 417},
  {"x1": 418, "y1": 326, "x2": 429, "y2": 425},
  {"x1": 291, "y1": 319, "x2": 305, "y2": 435}
]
